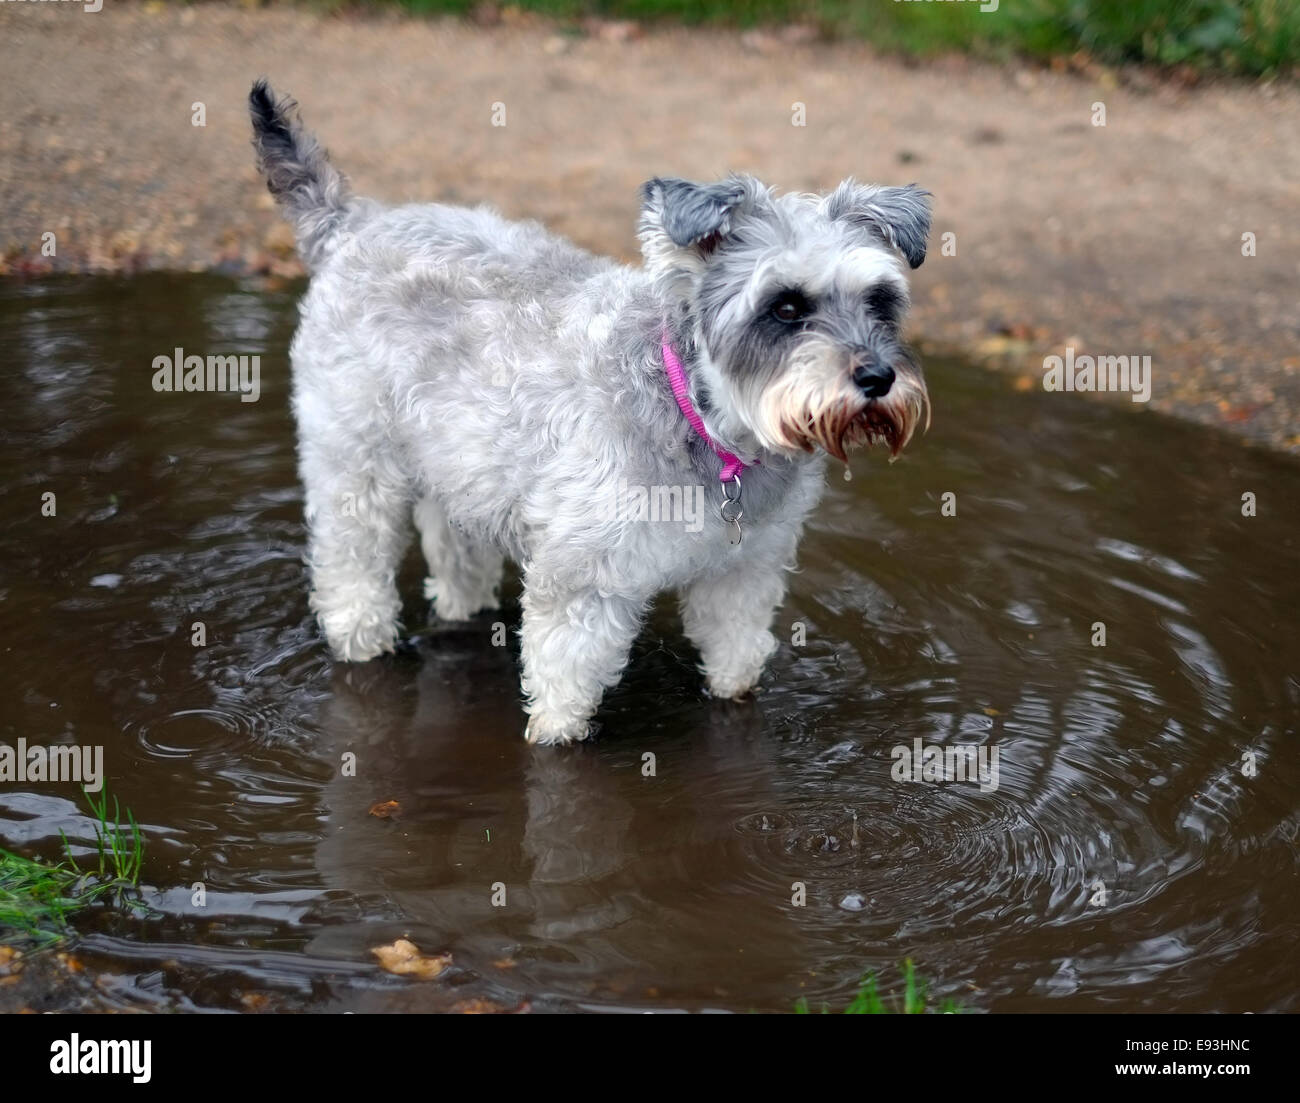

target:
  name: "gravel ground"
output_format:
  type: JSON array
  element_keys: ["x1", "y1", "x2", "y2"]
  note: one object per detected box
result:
[{"x1": 2, "y1": 4, "x2": 1298, "y2": 450}]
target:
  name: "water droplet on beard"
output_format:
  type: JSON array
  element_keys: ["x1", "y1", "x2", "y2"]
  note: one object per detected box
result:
[{"x1": 843, "y1": 466, "x2": 852, "y2": 482}]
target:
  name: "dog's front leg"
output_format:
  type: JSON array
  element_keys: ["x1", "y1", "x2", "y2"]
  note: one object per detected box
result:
[
  {"x1": 681, "y1": 551, "x2": 791, "y2": 700},
  {"x1": 519, "y1": 580, "x2": 647, "y2": 745}
]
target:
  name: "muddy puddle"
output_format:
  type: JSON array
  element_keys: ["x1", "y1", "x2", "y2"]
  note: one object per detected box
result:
[{"x1": 0, "y1": 275, "x2": 1296, "y2": 1012}]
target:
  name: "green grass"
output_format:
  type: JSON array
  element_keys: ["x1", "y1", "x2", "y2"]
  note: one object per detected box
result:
[
  {"x1": 795, "y1": 959, "x2": 963, "y2": 1014},
  {"x1": 992, "y1": 0, "x2": 1300, "y2": 76},
  {"x1": 293, "y1": 0, "x2": 1299, "y2": 77},
  {"x1": 0, "y1": 787, "x2": 146, "y2": 946}
]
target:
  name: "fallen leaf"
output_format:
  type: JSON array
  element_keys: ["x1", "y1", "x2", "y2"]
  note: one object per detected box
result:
[
  {"x1": 451, "y1": 998, "x2": 507, "y2": 1014},
  {"x1": 368, "y1": 800, "x2": 401, "y2": 819},
  {"x1": 454, "y1": 998, "x2": 531, "y2": 1014},
  {"x1": 371, "y1": 939, "x2": 452, "y2": 980}
]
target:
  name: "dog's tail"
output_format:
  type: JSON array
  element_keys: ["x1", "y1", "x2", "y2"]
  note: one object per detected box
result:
[{"x1": 249, "y1": 80, "x2": 354, "y2": 270}]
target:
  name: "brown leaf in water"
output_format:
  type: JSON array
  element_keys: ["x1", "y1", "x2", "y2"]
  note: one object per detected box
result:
[
  {"x1": 451, "y1": 998, "x2": 510, "y2": 1014},
  {"x1": 368, "y1": 799, "x2": 401, "y2": 819},
  {"x1": 450, "y1": 998, "x2": 531, "y2": 1014},
  {"x1": 371, "y1": 939, "x2": 452, "y2": 979}
]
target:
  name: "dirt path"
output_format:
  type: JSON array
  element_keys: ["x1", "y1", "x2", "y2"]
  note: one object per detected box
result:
[{"x1": 2, "y1": 4, "x2": 1298, "y2": 450}]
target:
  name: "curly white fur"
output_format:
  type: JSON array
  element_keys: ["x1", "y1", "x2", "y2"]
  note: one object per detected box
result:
[{"x1": 250, "y1": 82, "x2": 930, "y2": 745}]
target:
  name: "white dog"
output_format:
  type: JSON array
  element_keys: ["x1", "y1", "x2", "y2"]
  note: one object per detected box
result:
[{"x1": 250, "y1": 80, "x2": 931, "y2": 745}]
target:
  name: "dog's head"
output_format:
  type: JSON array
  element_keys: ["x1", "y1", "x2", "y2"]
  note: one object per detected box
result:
[{"x1": 639, "y1": 174, "x2": 931, "y2": 461}]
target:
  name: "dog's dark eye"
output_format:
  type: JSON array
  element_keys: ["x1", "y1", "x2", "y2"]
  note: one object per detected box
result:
[{"x1": 770, "y1": 291, "x2": 812, "y2": 324}]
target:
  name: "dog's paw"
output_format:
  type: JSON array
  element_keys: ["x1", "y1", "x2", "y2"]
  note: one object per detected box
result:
[
  {"x1": 523, "y1": 712, "x2": 593, "y2": 747},
  {"x1": 705, "y1": 675, "x2": 761, "y2": 701},
  {"x1": 424, "y1": 576, "x2": 495, "y2": 622},
  {"x1": 318, "y1": 607, "x2": 400, "y2": 662}
]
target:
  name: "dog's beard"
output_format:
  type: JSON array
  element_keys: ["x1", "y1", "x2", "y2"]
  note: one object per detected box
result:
[{"x1": 752, "y1": 340, "x2": 929, "y2": 462}]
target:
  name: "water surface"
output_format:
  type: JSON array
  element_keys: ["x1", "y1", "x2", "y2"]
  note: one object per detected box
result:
[{"x1": 1, "y1": 275, "x2": 1297, "y2": 1013}]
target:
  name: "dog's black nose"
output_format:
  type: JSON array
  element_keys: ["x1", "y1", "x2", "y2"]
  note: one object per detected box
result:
[{"x1": 852, "y1": 356, "x2": 895, "y2": 398}]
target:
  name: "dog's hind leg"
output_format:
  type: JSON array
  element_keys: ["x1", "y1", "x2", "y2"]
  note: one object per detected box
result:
[
  {"x1": 302, "y1": 454, "x2": 412, "y2": 662},
  {"x1": 415, "y1": 495, "x2": 503, "y2": 621}
]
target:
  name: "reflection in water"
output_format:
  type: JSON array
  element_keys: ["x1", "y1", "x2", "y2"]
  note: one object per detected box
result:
[{"x1": 0, "y1": 275, "x2": 1297, "y2": 1012}]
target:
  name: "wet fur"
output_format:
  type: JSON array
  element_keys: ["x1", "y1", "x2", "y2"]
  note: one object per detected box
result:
[{"x1": 249, "y1": 80, "x2": 931, "y2": 745}]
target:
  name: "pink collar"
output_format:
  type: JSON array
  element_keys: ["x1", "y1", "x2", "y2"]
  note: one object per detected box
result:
[{"x1": 661, "y1": 338, "x2": 753, "y2": 482}]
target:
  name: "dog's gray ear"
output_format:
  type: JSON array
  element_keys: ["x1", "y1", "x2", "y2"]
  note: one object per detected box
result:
[
  {"x1": 640, "y1": 177, "x2": 750, "y2": 248},
  {"x1": 823, "y1": 180, "x2": 932, "y2": 269},
  {"x1": 638, "y1": 175, "x2": 763, "y2": 287}
]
